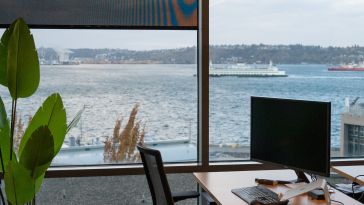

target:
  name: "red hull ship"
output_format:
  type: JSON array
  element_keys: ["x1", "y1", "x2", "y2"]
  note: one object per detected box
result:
[{"x1": 328, "y1": 63, "x2": 364, "y2": 71}]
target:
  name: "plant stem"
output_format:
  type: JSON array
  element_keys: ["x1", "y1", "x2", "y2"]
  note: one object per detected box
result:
[
  {"x1": 9, "y1": 100, "x2": 17, "y2": 161},
  {"x1": 32, "y1": 184, "x2": 35, "y2": 205},
  {"x1": 0, "y1": 148, "x2": 5, "y2": 174}
]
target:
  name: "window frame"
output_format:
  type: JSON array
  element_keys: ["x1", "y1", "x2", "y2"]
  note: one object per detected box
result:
[{"x1": 1, "y1": 0, "x2": 363, "y2": 179}]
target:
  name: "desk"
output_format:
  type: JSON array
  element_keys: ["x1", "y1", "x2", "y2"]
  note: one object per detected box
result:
[
  {"x1": 332, "y1": 165, "x2": 364, "y2": 186},
  {"x1": 193, "y1": 170, "x2": 362, "y2": 205}
]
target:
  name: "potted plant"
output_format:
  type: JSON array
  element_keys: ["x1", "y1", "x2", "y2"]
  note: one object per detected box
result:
[{"x1": 0, "y1": 18, "x2": 72, "y2": 205}]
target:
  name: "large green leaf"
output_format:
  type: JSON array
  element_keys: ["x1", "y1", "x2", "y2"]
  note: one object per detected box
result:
[
  {"x1": 19, "y1": 126, "x2": 54, "y2": 179},
  {"x1": 35, "y1": 173, "x2": 45, "y2": 193},
  {"x1": 7, "y1": 18, "x2": 40, "y2": 99},
  {"x1": 4, "y1": 160, "x2": 35, "y2": 205},
  {"x1": 0, "y1": 95, "x2": 7, "y2": 134},
  {"x1": 0, "y1": 22, "x2": 14, "y2": 87},
  {"x1": 0, "y1": 96, "x2": 14, "y2": 173},
  {"x1": 19, "y1": 93, "x2": 66, "y2": 157},
  {"x1": 0, "y1": 119, "x2": 10, "y2": 173}
]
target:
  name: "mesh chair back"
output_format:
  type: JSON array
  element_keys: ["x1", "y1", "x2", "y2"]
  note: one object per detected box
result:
[{"x1": 137, "y1": 145, "x2": 174, "y2": 205}]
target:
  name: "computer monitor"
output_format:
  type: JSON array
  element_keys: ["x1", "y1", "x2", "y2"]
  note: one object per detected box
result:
[{"x1": 250, "y1": 96, "x2": 331, "y2": 182}]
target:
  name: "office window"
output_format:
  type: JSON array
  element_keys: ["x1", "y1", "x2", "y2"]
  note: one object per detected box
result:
[
  {"x1": 209, "y1": 0, "x2": 364, "y2": 161},
  {"x1": 0, "y1": 29, "x2": 198, "y2": 166}
]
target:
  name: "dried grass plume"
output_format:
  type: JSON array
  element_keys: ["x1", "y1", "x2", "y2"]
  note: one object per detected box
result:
[{"x1": 104, "y1": 104, "x2": 145, "y2": 162}]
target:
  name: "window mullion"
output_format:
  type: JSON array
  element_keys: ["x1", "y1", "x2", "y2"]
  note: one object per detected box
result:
[{"x1": 198, "y1": 0, "x2": 209, "y2": 169}]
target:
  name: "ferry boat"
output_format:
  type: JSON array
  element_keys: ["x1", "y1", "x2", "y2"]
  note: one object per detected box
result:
[
  {"x1": 328, "y1": 62, "x2": 364, "y2": 71},
  {"x1": 209, "y1": 61, "x2": 287, "y2": 77}
]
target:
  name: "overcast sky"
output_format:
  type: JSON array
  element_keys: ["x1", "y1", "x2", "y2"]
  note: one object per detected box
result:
[
  {"x1": 210, "y1": 0, "x2": 364, "y2": 47},
  {"x1": 2, "y1": 0, "x2": 364, "y2": 50}
]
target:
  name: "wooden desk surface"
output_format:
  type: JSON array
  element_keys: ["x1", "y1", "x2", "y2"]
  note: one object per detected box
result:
[
  {"x1": 332, "y1": 165, "x2": 364, "y2": 186},
  {"x1": 193, "y1": 170, "x2": 362, "y2": 205}
]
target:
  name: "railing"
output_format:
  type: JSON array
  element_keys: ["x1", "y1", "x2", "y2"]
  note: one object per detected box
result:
[{"x1": 344, "y1": 105, "x2": 364, "y2": 116}]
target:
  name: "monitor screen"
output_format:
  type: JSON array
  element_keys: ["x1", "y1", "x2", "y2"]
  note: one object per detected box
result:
[{"x1": 250, "y1": 96, "x2": 331, "y2": 177}]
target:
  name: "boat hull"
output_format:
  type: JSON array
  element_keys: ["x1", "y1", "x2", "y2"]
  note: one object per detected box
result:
[{"x1": 328, "y1": 67, "x2": 364, "y2": 71}]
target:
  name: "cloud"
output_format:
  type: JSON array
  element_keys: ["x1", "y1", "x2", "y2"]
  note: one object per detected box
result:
[
  {"x1": 210, "y1": 0, "x2": 227, "y2": 8},
  {"x1": 31, "y1": 29, "x2": 196, "y2": 50},
  {"x1": 331, "y1": 0, "x2": 364, "y2": 15},
  {"x1": 3, "y1": 0, "x2": 364, "y2": 48},
  {"x1": 333, "y1": 0, "x2": 364, "y2": 7},
  {"x1": 210, "y1": 0, "x2": 364, "y2": 46}
]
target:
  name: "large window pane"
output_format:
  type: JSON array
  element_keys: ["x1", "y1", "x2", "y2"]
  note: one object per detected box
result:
[
  {"x1": 209, "y1": 0, "x2": 364, "y2": 161},
  {"x1": 0, "y1": 29, "x2": 198, "y2": 165}
]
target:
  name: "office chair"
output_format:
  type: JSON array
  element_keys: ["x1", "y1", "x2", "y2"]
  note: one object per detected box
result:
[{"x1": 137, "y1": 144, "x2": 200, "y2": 205}]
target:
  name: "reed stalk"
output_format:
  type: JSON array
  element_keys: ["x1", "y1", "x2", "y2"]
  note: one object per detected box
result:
[
  {"x1": 13, "y1": 115, "x2": 25, "y2": 153},
  {"x1": 104, "y1": 104, "x2": 145, "y2": 162}
]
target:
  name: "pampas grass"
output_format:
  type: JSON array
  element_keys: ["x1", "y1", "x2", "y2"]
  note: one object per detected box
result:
[
  {"x1": 104, "y1": 104, "x2": 145, "y2": 163},
  {"x1": 13, "y1": 114, "x2": 32, "y2": 153}
]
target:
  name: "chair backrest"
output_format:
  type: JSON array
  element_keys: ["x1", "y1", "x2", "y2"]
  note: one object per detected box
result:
[{"x1": 137, "y1": 144, "x2": 174, "y2": 205}]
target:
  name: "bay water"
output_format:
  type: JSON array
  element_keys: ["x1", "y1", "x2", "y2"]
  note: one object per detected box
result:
[{"x1": 0, "y1": 64, "x2": 362, "y2": 149}]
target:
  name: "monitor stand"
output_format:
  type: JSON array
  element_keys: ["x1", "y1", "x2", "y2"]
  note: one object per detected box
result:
[
  {"x1": 279, "y1": 178, "x2": 330, "y2": 205},
  {"x1": 255, "y1": 170, "x2": 310, "y2": 185},
  {"x1": 293, "y1": 170, "x2": 326, "y2": 200},
  {"x1": 257, "y1": 170, "x2": 321, "y2": 187},
  {"x1": 257, "y1": 170, "x2": 325, "y2": 199},
  {"x1": 293, "y1": 170, "x2": 310, "y2": 183}
]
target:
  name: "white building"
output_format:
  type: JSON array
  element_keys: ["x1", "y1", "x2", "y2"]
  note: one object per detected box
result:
[{"x1": 340, "y1": 98, "x2": 364, "y2": 156}]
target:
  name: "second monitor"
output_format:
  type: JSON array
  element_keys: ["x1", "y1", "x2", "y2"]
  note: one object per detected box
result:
[{"x1": 250, "y1": 96, "x2": 331, "y2": 182}]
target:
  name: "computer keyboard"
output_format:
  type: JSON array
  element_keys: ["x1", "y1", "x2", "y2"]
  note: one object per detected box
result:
[{"x1": 231, "y1": 185, "x2": 288, "y2": 205}]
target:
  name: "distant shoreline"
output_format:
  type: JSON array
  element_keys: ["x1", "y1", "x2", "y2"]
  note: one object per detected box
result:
[{"x1": 38, "y1": 44, "x2": 364, "y2": 65}]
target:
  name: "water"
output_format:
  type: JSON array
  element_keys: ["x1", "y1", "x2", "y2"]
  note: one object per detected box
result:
[
  {"x1": 210, "y1": 64, "x2": 364, "y2": 148},
  {"x1": 0, "y1": 64, "x2": 362, "y2": 149},
  {"x1": 0, "y1": 64, "x2": 198, "y2": 145}
]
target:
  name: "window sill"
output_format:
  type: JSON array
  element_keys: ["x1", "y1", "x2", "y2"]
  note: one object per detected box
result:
[{"x1": 45, "y1": 158, "x2": 364, "y2": 178}]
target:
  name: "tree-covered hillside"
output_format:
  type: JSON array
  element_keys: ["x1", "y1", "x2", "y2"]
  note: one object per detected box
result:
[{"x1": 38, "y1": 44, "x2": 364, "y2": 64}]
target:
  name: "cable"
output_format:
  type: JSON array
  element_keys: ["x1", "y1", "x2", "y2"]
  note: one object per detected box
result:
[
  {"x1": 358, "y1": 192, "x2": 364, "y2": 202},
  {"x1": 320, "y1": 180, "x2": 345, "y2": 204},
  {"x1": 352, "y1": 175, "x2": 364, "y2": 198},
  {"x1": 352, "y1": 183, "x2": 356, "y2": 197},
  {"x1": 310, "y1": 173, "x2": 317, "y2": 181},
  {"x1": 326, "y1": 181, "x2": 337, "y2": 190},
  {"x1": 331, "y1": 199, "x2": 344, "y2": 205},
  {"x1": 310, "y1": 173, "x2": 315, "y2": 181},
  {"x1": 353, "y1": 175, "x2": 364, "y2": 184}
]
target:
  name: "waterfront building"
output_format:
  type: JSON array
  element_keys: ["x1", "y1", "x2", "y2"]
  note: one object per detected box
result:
[{"x1": 341, "y1": 98, "x2": 364, "y2": 156}]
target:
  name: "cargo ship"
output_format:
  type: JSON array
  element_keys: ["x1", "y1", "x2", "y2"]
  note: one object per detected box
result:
[{"x1": 328, "y1": 63, "x2": 364, "y2": 71}]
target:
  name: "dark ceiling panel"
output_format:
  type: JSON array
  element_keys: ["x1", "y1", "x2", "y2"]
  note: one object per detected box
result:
[{"x1": 0, "y1": 0, "x2": 198, "y2": 29}]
